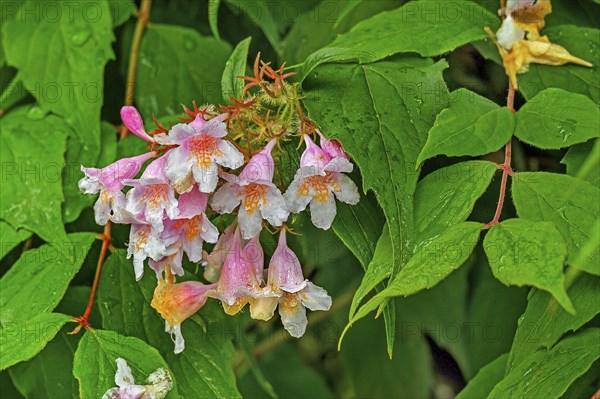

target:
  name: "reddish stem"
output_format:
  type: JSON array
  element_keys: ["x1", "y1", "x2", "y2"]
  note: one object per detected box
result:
[
  {"x1": 483, "y1": 84, "x2": 516, "y2": 229},
  {"x1": 71, "y1": 222, "x2": 111, "y2": 333},
  {"x1": 72, "y1": 1, "x2": 152, "y2": 332}
]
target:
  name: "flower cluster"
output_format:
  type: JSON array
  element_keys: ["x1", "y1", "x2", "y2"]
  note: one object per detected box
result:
[{"x1": 80, "y1": 71, "x2": 359, "y2": 352}]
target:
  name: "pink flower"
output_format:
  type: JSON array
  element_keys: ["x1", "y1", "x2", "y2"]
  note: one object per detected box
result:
[
  {"x1": 79, "y1": 152, "x2": 156, "y2": 225},
  {"x1": 155, "y1": 114, "x2": 244, "y2": 193},
  {"x1": 151, "y1": 278, "x2": 216, "y2": 353},
  {"x1": 127, "y1": 217, "x2": 177, "y2": 281},
  {"x1": 102, "y1": 358, "x2": 173, "y2": 399},
  {"x1": 120, "y1": 106, "x2": 154, "y2": 142},
  {"x1": 206, "y1": 227, "x2": 273, "y2": 315},
  {"x1": 284, "y1": 135, "x2": 359, "y2": 230},
  {"x1": 166, "y1": 188, "x2": 219, "y2": 261},
  {"x1": 211, "y1": 140, "x2": 289, "y2": 239},
  {"x1": 124, "y1": 155, "x2": 179, "y2": 232},
  {"x1": 252, "y1": 230, "x2": 331, "y2": 337}
]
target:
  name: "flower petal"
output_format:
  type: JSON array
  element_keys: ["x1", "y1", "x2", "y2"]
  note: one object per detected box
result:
[
  {"x1": 200, "y1": 217, "x2": 220, "y2": 244},
  {"x1": 261, "y1": 186, "x2": 289, "y2": 227},
  {"x1": 165, "y1": 146, "x2": 195, "y2": 194},
  {"x1": 279, "y1": 297, "x2": 308, "y2": 338},
  {"x1": 300, "y1": 282, "x2": 332, "y2": 311},
  {"x1": 284, "y1": 178, "x2": 312, "y2": 213},
  {"x1": 325, "y1": 157, "x2": 353, "y2": 174},
  {"x1": 249, "y1": 297, "x2": 279, "y2": 321},
  {"x1": 192, "y1": 163, "x2": 219, "y2": 193},
  {"x1": 198, "y1": 115, "x2": 228, "y2": 138},
  {"x1": 115, "y1": 358, "x2": 136, "y2": 387},
  {"x1": 211, "y1": 183, "x2": 242, "y2": 214},
  {"x1": 332, "y1": 174, "x2": 360, "y2": 205},
  {"x1": 309, "y1": 193, "x2": 337, "y2": 230},
  {"x1": 238, "y1": 204, "x2": 263, "y2": 240},
  {"x1": 214, "y1": 140, "x2": 244, "y2": 170},
  {"x1": 155, "y1": 123, "x2": 196, "y2": 145}
]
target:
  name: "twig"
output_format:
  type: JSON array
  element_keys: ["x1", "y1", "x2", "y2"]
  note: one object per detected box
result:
[
  {"x1": 483, "y1": 84, "x2": 516, "y2": 229},
  {"x1": 72, "y1": 1, "x2": 153, "y2": 332},
  {"x1": 120, "y1": 0, "x2": 152, "y2": 140}
]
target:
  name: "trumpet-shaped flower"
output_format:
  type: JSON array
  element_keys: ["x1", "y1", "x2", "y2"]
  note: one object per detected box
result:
[
  {"x1": 124, "y1": 155, "x2": 179, "y2": 232},
  {"x1": 127, "y1": 216, "x2": 177, "y2": 281},
  {"x1": 155, "y1": 114, "x2": 244, "y2": 194},
  {"x1": 251, "y1": 230, "x2": 331, "y2": 337},
  {"x1": 284, "y1": 135, "x2": 359, "y2": 230},
  {"x1": 151, "y1": 277, "x2": 216, "y2": 354},
  {"x1": 79, "y1": 152, "x2": 156, "y2": 225},
  {"x1": 211, "y1": 140, "x2": 289, "y2": 239},
  {"x1": 207, "y1": 227, "x2": 273, "y2": 315},
  {"x1": 102, "y1": 358, "x2": 173, "y2": 399}
]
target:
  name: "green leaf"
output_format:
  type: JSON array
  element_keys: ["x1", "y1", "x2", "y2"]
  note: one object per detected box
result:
[
  {"x1": 0, "y1": 221, "x2": 31, "y2": 261},
  {"x1": 281, "y1": 0, "x2": 401, "y2": 66},
  {"x1": 332, "y1": 191, "x2": 385, "y2": 270},
  {"x1": 238, "y1": 343, "x2": 334, "y2": 399},
  {"x1": 483, "y1": 218, "x2": 573, "y2": 312},
  {"x1": 562, "y1": 139, "x2": 600, "y2": 188},
  {"x1": 418, "y1": 89, "x2": 514, "y2": 164},
  {"x1": 63, "y1": 121, "x2": 118, "y2": 223},
  {"x1": 208, "y1": 0, "x2": 221, "y2": 40},
  {"x1": 108, "y1": 0, "x2": 135, "y2": 27},
  {"x1": 519, "y1": 26, "x2": 599, "y2": 104},
  {"x1": 3, "y1": 0, "x2": 115, "y2": 164},
  {"x1": 303, "y1": 57, "x2": 449, "y2": 274},
  {"x1": 301, "y1": 0, "x2": 498, "y2": 79},
  {"x1": 0, "y1": 106, "x2": 70, "y2": 246},
  {"x1": 221, "y1": 37, "x2": 251, "y2": 103},
  {"x1": 512, "y1": 172, "x2": 600, "y2": 274},
  {"x1": 0, "y1": 313, "x2": 72, "y2": 371},
  {"x1": 349, "y1": 224, "x2": 391, "y2": 318},
  {"x1": 545, "y1": 0, "x2": 600, "y2": 28},
  {"x1": 0, "y1": 232, "x2": 95, "y2": 324},
  {"x1": 223, "y1": 0, "x2": 282, "y2": 53},
  {"x1": 0, "y1": 372, "x2": 24, "y2": 399},
  {"x1": 0, "y1": 73, "x2": 27, "y2": 113},
  {"x1": 8, "y1": 286, "x2": 94, "y2": 399},
  {"x1": 390, "y1": 247, "x2": 526, "y2": 379},
  {"x1": 464, "y1": 257, "x2": 527, "y2": 376},
  {"x1": 515, "y1": 89, "x2": 600, "y2": 149},
  {"x1": 507, "y1": 273, "x2": 600, "y2": 371},
  {"x1": 136, "y1": 24, "x2": 232, "y2": 116},
  {"x1": 73, "y1": 329, "x2": 178, "y2": 399},
  {"x1": 339, "y1": 307, "x2": 434, "y2": 399},
  {"x1": 97, "y1": 250, "x2": 240, "y2": 398},
  {"x1": 456, "y1": 354, "x2": 507, "y2": 399},
  {"x1": 343, "y1": 222, "x2": 482, "y2": 342},
  {"x1": 488, "y1": 328, "x2": 600, "y2": 399},
  {"x1": 414, "y1": 160, "x2": 498, "y2": 243}
]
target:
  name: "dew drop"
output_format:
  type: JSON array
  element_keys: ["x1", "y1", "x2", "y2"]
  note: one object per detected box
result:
[
  {"x1": 71, "y1": 29, "x2": 92, "y2": 46},
  {"x1": 27, "y1": 106, "x2": 45, "y2": 120}
]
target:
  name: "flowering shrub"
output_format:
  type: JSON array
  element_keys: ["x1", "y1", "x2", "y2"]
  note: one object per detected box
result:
[{"x1": 1, "y1": 0, "x2": 598, "y2": 398}]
